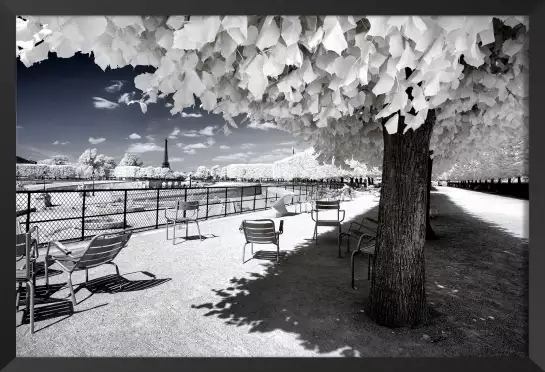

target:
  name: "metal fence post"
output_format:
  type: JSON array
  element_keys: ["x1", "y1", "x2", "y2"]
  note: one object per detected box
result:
[
  {"x1": 81, "y1": 191, "x2": 86, "y2": 241},
  {"x1": 183, "y1": 188, "x2": 187, "y2": 218},
  {"x1": 224, "y1": 187, "x2": 228, "y2": 216},
  {"x1": 264, "y1": 187, "x2": 268, "y2": 209},
  {"x1": 240, "y1": 186, "x2": 244, "y2": 214},
  {"x1": 26, "y1": 192, "x2": 31, "y2": 232},
  {"x1": 155, "y1": 189, "x2": 160, "y2": 229},
  {"x1": 253, "y1": 187, "x2": 257, "y2": 211},
  {"x1": 205, "y1": 188, "x2": 210, "y2": 219},
  {"x1": 123, "y1": 190, "x2": 128, "y2": 230}
]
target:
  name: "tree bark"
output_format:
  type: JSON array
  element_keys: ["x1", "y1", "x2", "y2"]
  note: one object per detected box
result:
[
  {"x1": 367, "y1": 110, "x2": 434, "y2": 328},
  {"x1": 426, "y1": 151, "x2": 436, "y2": 240}
]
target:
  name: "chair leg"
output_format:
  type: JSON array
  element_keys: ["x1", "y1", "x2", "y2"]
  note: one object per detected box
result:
[
  {"x1": 338, "y1": 226, "x2": 341, "y2": 258},
  {"x1": 185, "y1": 222, "x2": 188, "y2": 239},
  {"x1": 166, "y1": 220, "x2": 169, "y2": 240},
  {"x1": 67, "y1": 273, "x2": 77, "y2": 306},
  {"x1": 195, "y1": 221, "x2": 202, "y2": 241},
  {"x1": 276, "y1": 244, "x2": 279, "y2": 264},
  {"x1": 16, "y1": 282, "x2": 22, "y2": 311},
  {"x1": 85, "y1": 268, "x2": 89, "y2": 283},
  {"x1": 28, "y1": 280, "x2": 35, "y2": 334},
  {"x1": 173, "y1": 221, "x2": 177, "y2": 245},
  {"x1": 44, "y1": 258, "x2": 49, "y2": 289},
  {"x1": 242, "y1": 243, "x2": 247, "y2": 263},
  {"x1": 351, "y1": 250, "x2": 360, "y2": 289},
  {"x1": 251, "y1": 243, "x2": 254, "y2": 255}
]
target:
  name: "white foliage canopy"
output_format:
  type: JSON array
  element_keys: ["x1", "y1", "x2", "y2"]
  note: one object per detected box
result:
[{"x1": 17, "y1": 15, "x2": 529, "y2": 173}]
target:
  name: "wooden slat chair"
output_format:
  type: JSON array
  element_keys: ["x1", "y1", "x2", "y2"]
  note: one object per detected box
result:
[
  {"x1": 45, "y1": 230, "x2": 133, "y2": 306},
  {"x1": 310, "y1": 200, "x2": 346, "y2": 257},
  {"x1": 240, "y1": 219, "x2": 284, "y2": 264},
  {"x1": 165, "y1": 201, "x2": 202, "y2": 244},
  {"x1": 16, "y1": 226, "x2": 39, "y2": 333}
]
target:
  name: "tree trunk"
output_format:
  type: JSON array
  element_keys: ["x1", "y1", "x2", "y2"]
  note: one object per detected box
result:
[
  {"x1": 367, "y1": 110, "x2": 434, "y2": 328},
  {"x1": 426, "y1": 151, "x2": 436, "y2": 240}
]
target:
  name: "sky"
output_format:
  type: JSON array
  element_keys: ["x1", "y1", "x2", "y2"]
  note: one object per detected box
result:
[{"x1": 16, "y1": 53, "x2": 304, "y2": 172}]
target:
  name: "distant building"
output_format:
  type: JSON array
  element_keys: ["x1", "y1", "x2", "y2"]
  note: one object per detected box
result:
[{"x1": 16, "y1": 156, "x2": 36, "y2": 164}]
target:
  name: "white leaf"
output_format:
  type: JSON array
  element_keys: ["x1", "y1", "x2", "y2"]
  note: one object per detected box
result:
[
  {"x1": 245, "y1": 54, "x2": 268, "y2": 99},
  {"x1": 358, "y1": 64, "x2": 369, "y2": 85},
  {"x1": 478, "y1": 27, "x2": 495, "y2": 45},
  {"x1": 372, "y1": 72, "x2": 395, "y2": 96},
  {"x1": 242, "y1": 25, "x2": 259, "y2": 46},
  {"x1": 411, "y1": 85, "x2": 429, "y2": 112},
  {"x1": 19, "y1": 41, "x2": 50, "y2": 67},
  {"x1": 388, "y1": 31, "x2": 404, "y2": 58},
  {"x1": 308, "y1": 27, "x2": 324, "y2": 50},
  {"x1": 281, "y1": 16, "x2": 302, "y2": 46},
  {"x1": 286, "y1": 43, "x2": 303, "y2": 67},
  {"x1": 300, "y1": 59, "x2": 319, "y2": 84},
  {"x1": 201, "y1": 90, "x2": 217, "y2": 111},
  {"x1": 366, "y1": 16, "x2": 390, "y2": 38},
  {"x1": 166, "y1": 16, "x2": 187, "y2": 30},
  {"x1": 437, "y1": 17, "x2": 467, "y2": 33},
  {"x1": 76, "y1": 16, "x2": 108, "y2": 41},
  {"x1": 222, "y1": 16, "x2": 248, "y2": 45},
  {"x1": 412, "y1": 16, "x2": 428, "y2": 32},
  {"x1": 354, "y1": 35, "x2": 376, "y2": 62},
  {"x1": 369, "y1": 52, "x2": 387, "y2": 69},
  {"x1": 396, "y1": 43, "x2": 417, "y2": 71},
  {"x1": 502, "y1": 39, "x2": 524, "y2": 57},
  {"x1": 384, "y1": 114, "x2": 399, "y2": 134},
  {"x1": 256, "y1": 16, "x2": 280, "y2": 50},
  {"x1": 322, "y1": 18, "x2": 348, "y2": 55}
]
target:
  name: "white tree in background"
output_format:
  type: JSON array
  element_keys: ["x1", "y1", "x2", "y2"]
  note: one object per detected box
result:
[
  {"x1": 17, "y1": 15, "x2": 528, "y2": 327},
  {"x1": 194, "y1": 165, "x2": 210, "y2": 179},
  {"x1": 209, "y1": 165, "x2": 221, "y2": 179},
  {"x1": 119, "y1": 153, "x2": 144, "y2": 167},
  {"x1": 38, "y1": 155, "x2": 70, "y2": 165}
]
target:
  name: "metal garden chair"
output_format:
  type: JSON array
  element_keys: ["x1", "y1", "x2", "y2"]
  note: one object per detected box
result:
[
  {"x1": 240, "y1": 219, "x2": 284, "y2": 264},
  {"x1": 310, "y1": 200, "x2": 346, "y2": 257},
  {"x1": 45, "y1": 230, "x2": 133, "y2": 306},
  {"x1": 16, "y1": 226, "x2": 39, "y2": 333},
  {"x1": 165, "y1": 201, "x2": 202, "y2": 244}
]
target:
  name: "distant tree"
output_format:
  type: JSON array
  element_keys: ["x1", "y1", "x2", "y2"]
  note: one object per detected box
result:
[
  {"x1": 119, "y1": 153, "x2": 144, "y2": 167},
  {"x1": 210, "y1": 165, "x2": 221, "y2": 180},
  {"x1": 194, "y1": 166, "x2": 210, "y2": 180},
  {"x1": 38, "y1": 155, "x2": 70, "y2": 165}
]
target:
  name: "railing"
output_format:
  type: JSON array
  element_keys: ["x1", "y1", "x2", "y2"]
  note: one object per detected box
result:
[{"x1": 16, "y1": 183, "x2": 345, "y2": 245}]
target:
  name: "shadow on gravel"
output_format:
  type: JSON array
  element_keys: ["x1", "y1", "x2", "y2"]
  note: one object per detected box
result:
[{"x1": 191, "y1": 192, "x2": 528, "y2": 357}]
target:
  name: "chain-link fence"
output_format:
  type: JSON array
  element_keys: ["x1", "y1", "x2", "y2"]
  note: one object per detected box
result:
[{"x1": 16, "y1": 183, "x2": 344, "y2": 245}]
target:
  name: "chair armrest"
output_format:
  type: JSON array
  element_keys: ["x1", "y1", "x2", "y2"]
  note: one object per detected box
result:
[
  {"x1": 310, "y1": 210, "x2": 317, "y2": 222},
  {"x1": 238, "y1": 222, "x2": 244, "y2": 233},
  {"x1": 339, "y1": 210, "x2": 346, "y2": 222},
  {"x1": 365, "y1": 217, "x2": 379, "y2": 225},
  {"x1": 278, "y1": 220, "x2": 284, "y2": 235},
  {"x1": 47, "y1": 240, "x2": 74, "y2": 257}
]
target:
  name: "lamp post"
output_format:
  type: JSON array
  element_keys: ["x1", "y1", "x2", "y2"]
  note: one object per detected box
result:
[{"x1": 92, "y1": 168, "x2": 95, "y2": 196}]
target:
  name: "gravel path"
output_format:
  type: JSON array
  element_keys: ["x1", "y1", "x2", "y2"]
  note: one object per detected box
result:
[{"x1": 16, "y1": 188, "x2": 528, "y2": 357}]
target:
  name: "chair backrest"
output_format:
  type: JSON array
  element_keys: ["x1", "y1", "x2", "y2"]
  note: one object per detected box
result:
[
  {"x1": 242, "y1": 219, "x2": 277, "y2": 244},
  {"x1": 74, "y1": 230, "x2": 133, "y2": 270},
  {"x1": 16, "y1": 229, "x2": 33, "y2": 280},
  {"x1": 314, "y1": 200, "x2": 341, "y2": 220},
  {"x1": 176, "y1": 201, "x2": 199, "y2": 211}
]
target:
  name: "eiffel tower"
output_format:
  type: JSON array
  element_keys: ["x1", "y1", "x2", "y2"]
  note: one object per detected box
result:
[{"x1": 162, "y1": 137, "x2": 170, "y2": 169}]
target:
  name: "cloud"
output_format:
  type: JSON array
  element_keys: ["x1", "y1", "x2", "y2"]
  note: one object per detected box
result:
[
  {"x1": 16, "y1": 125, "x2": 23, "y2": 129},
  {"x1": 92, "y1": 97, "x2": 119, "y2": 109},
  {"x1": 146, "y1": 135, "x2": 155, "y2": 141},
  {"x1": 212, "y1": 152, "x2": 253, "y2": 162},
  {"x1": 126, "y1": 142, "x2": 164, "y2": 153},
  {"x1": 220, "y1": 145, "x2": 230, "y2": 150},
  {"x1": 61, "y1": 142, "x2": 69, "y2": 145},
  {"x1": 279, "y1": 141, "x2": 297, "y2": 146},
  {"x1": 88, "y1": 137, "x2": 106, "y2": 144},
  {"x1": 247, "y1": 122, "x2": 278, "y2": 131},
  {"x1": 183, "y1": 143, "x2": 208, "y2": 150},
  {"x1": 176, "y1": 143, "x2": 184, "y2": 148},
  {"x1": 180, "y1": 125, "x2": 217, "y2": 138},
  {"x1": 199, "y1": 126, "x2": 216, "y2": 136},
  {"x1": 170, "y1": 157, "x2": 184, "y2": 162},
  {"x1": 118, "y1": 92, "x2": 135, "y2": 105},
  {"x1": 105, "y1": 80, "x2": 124, "y2": 93},
  {"x1": 240, "y1": 143, "x2": 255, "y2": 150},
  {"x1": 184, "y1": 149, "x2": 196, "y2": 155},
  {"x1": 169, "y1": 127, "x2": 181, "y2": 139},
  {"x1": 206, "y1": 138, "x2": 216, "y2": 147},
  {"x1": 128, "y1": 133, "x2": 141, "y2": 140},
  {"x1": 181, "y1": 112, "x2": 203, "y2": 118},
  {"x1": 165, "y1": 102, "x2": 173, "y2": 108}
]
